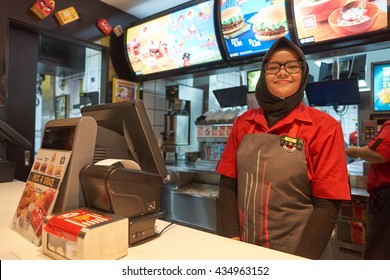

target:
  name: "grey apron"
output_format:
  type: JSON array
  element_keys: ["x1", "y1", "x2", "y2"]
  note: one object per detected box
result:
[{"x1": 236, "y1": 122, "x2": 312, "y2": 254}]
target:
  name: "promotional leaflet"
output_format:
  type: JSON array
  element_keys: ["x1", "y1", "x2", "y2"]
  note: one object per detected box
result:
[{"x1": 10, "y1": 148, "x2": 72, "y2": 246}]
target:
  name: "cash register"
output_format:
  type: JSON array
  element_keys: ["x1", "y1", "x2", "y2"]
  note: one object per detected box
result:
[{"x1": 80, "y1": 100, "x2": 170, "y2": 246}]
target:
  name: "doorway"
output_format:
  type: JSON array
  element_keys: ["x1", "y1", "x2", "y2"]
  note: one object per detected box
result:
[
  {"x1": 7, "y1": 21, "x2": 108, "y2": 180},
  {"x1": 35, "y1": 37, "x2": 104, "y2": 155}
]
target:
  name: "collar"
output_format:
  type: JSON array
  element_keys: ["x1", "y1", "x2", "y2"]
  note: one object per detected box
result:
[{"x1": 245, "y1": 102, "x2": 313, "y2": 131}]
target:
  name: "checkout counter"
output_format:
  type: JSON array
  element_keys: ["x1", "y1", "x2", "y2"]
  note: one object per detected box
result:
[
  {"x1": 0, "y1": 180, "x2": 305, "y2": 260},
  {"x1": 0, "y1": 100, "x2": 305, "y2": 260}
]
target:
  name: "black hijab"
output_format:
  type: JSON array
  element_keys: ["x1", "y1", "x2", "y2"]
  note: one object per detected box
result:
[{"x1": 255, "y1": 37, "x2": 309, "y2": 128}]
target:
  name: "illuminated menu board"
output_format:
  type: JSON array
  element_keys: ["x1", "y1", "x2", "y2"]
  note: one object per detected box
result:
[
  {"x1": 220, "y1": 0, "x2": 291, "y2": 59},
  {"x1": 292, "y1": 0, "x2": 388, "y2": 46},
  {"x1": 125, "y1": 0, "x2": 222, "y2": 77},
  {"x1": 372, "y1": 61, "x2": 390, "y2": 113}
]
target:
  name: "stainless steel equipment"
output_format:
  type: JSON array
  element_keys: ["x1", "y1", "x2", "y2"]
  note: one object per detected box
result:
[
  {"x1": 164, "y1": 113, "x2": 189, "y2": 145},
  {"x1": 163, "y1": 85, "x2": 204, "y2": 158},
  {"x1": 161, "y1": 161, "x2": 221, "y2": 234}
]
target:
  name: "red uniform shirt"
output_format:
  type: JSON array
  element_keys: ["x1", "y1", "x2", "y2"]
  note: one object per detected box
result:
[
  {"x1": 217, "y1": 102, "x2": 351, "y2": 200},
  {"x1": 367, "y1": 120, "x2": 390, "y2": 193}
]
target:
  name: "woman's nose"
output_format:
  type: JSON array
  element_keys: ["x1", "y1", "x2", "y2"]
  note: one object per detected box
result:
[{"x1": 277, "y1": 65, "x2": 289, "y2": 75}]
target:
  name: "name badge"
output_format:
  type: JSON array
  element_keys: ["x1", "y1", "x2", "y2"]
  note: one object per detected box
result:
[{"x1": 280, "y1": 136, "x2": 304, "y2": 152}]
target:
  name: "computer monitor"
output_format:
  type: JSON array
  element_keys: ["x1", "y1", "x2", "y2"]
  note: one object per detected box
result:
[
  {"x1": 305, "y1": 78, "x2": 360, "y2": 107},
  {"x1": 81, "y1": 100, "x2": 168, "y2": 183}
]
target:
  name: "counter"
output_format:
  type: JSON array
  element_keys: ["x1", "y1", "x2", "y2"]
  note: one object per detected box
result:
[
  {"x1": 165, "y1": 159, "x2": 370, "y2": 197},
  {"x1": 0, "y1": 180, "x2": 305, "y2": 260},
  {"x1": 162, "y1": 160, "x2": 369, "y2": 235}
]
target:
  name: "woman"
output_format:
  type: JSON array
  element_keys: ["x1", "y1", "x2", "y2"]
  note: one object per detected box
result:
[{"x1": 216, "y1": 37, "x2": 351, "y2": 259}]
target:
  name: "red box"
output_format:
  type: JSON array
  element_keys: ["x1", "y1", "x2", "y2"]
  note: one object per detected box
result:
[
  {"x1": 30, "y1": 0, "x2": 55, "y2": 19},
  {"x1": 97, "y1": 19, "x2": 112, "y2": 36}
]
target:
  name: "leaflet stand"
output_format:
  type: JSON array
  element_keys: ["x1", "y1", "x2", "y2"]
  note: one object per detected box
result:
[{"x1": 10, "y1": 116, "x2": 97, "y2": 246}]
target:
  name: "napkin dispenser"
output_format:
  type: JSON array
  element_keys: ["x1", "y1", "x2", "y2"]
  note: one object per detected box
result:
[{"x1": 42, "y1": 208, "x2": 128, "y2": 260}]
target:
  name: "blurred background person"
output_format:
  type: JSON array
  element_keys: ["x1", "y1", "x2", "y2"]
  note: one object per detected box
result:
[{"x1": 346, "y1": 119, "x2": 390, "y2": 259}]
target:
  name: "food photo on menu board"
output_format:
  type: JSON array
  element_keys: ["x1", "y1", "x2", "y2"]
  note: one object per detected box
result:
[
  {"x1": 372, "y1": 62, "x2": 390, "y2": 113},
  {"x1": 220, "y1": 0, "x2": 291, "y2": 58},
  {"x1": 293, "y1": 0, "x2": 388, "y2": 45},
  {"x1": 125, "y1": 0, "x2": 222, "y2": 76}
]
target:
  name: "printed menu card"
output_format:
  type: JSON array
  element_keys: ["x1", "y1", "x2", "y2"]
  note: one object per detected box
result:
[{"x1": 10, "y1": 148, "x2": 72, "y2": 246}]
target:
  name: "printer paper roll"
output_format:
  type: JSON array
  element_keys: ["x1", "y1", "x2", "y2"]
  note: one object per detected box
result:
[{"x1": 95, "y1": 159, "x2": 141, "y2": 171}]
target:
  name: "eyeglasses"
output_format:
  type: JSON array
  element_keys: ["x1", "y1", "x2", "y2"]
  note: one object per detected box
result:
[{"x1": 264, "y1": 61, "x2": 303, "y2": 75}]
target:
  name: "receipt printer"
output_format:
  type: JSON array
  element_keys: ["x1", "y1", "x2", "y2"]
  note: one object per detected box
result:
[{"x1": 80, "y1": 163, "x2": 164, "y2": 246}]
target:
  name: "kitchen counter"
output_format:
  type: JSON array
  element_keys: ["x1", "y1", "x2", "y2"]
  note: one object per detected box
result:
[
  {"x1": 165, "y1": 159, "x2": 369, "y2": 197},
  {"x1": 166, "y1": 159, "x2": 219, "y2": 174},
  {"x1": 0, "y1": 180, "x2": 305, "y2": 260}
]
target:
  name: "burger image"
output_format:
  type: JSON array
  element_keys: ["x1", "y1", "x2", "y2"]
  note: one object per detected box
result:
[
  {"x1": 221, "y1": 6, "x2": 245, "y2": 35},
  {"x1": 250, "y1": 5, "x2": 289, "y2": 41}
]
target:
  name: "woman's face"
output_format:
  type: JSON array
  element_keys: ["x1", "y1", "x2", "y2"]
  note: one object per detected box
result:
[{"x1": 265, "y1": 48, "x2": 302, "y2": 99}]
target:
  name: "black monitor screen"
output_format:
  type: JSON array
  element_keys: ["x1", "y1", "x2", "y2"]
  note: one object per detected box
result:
[
  {"x1": 213, "y1": 85, "x2": 248, "y2": 107},
  {"x1": 81, "y1": 100, "x2": 168, "y2": 181},
  {"x1": 41, "y1": 126, "x2": 76, "y2": 151},
  {"x1": 305, "y1": 78, "x2": 360, "y2": 107}
]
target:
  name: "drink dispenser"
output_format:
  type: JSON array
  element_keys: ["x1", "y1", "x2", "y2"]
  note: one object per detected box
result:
[
  {"x1": 164, "y1": 99, "x2": 189, "y2": 145},
  {"x1": 163, "y1": 85, "x2": 204, "y2": 159}
]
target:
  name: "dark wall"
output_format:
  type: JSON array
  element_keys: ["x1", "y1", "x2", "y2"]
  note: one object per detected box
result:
[
  {"x1": 1, "y1": 0, "x2": 139, "y2": 180},
  {"x1": 0, "y1": 0, "x2": 138, "y2": 79}
]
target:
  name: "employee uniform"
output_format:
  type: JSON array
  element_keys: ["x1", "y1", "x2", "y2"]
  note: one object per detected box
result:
[
  {"x1": 217, "y1": 102, "x2": 351, "y2": 254},
  {"x1": 364, "y1": 120, "x2": 390, "y2": 259}
]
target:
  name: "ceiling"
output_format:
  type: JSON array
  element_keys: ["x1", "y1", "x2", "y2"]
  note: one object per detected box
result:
[{"x1": 99, "y1": 0, "x2": 191, "y2": 19}]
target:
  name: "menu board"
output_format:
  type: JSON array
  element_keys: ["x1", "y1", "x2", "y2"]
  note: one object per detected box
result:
[
  {"x1": 292, "y1": 0, "x2": 388, "y2": 45},
  {"x1": 372, "y1": 61, "x2": 390, "y2": 113},
  {"x1": 220, "y1": 0, "x2": 291, "y2": 59},
  {"x1": 125, "y1": 0, "x2": 222, "y2": 77}
]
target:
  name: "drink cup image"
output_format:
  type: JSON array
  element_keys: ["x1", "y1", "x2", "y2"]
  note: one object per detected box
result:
[
  {"x1": 33, "y1": 161, "x2": 41, "y2": 171},
  {"x1": 54, "y1": 165, "x2": 63, "y2": 177},
  {"x1": 46, "y1": 164, "x2": 55, "y2": 175},
  {"x1": 39, "y1": 162, "x2": 47, "y2": 172}
]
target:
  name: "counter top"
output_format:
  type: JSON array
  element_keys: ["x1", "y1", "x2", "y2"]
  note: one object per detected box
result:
[
  {"x1": 0, "y1": 180, "x2": 305, "y2": 260},
  {"x1": 165, "y1": 160, "x2": 369, "y2": 197},
  {"x1": 166, "y1": 159, "x2": 218, "y2": 174}
]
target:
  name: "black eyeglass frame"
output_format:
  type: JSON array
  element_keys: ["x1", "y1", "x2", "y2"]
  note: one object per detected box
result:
[{"x1": 264, "y1": 61, "x2": 304, "y2": 75}]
